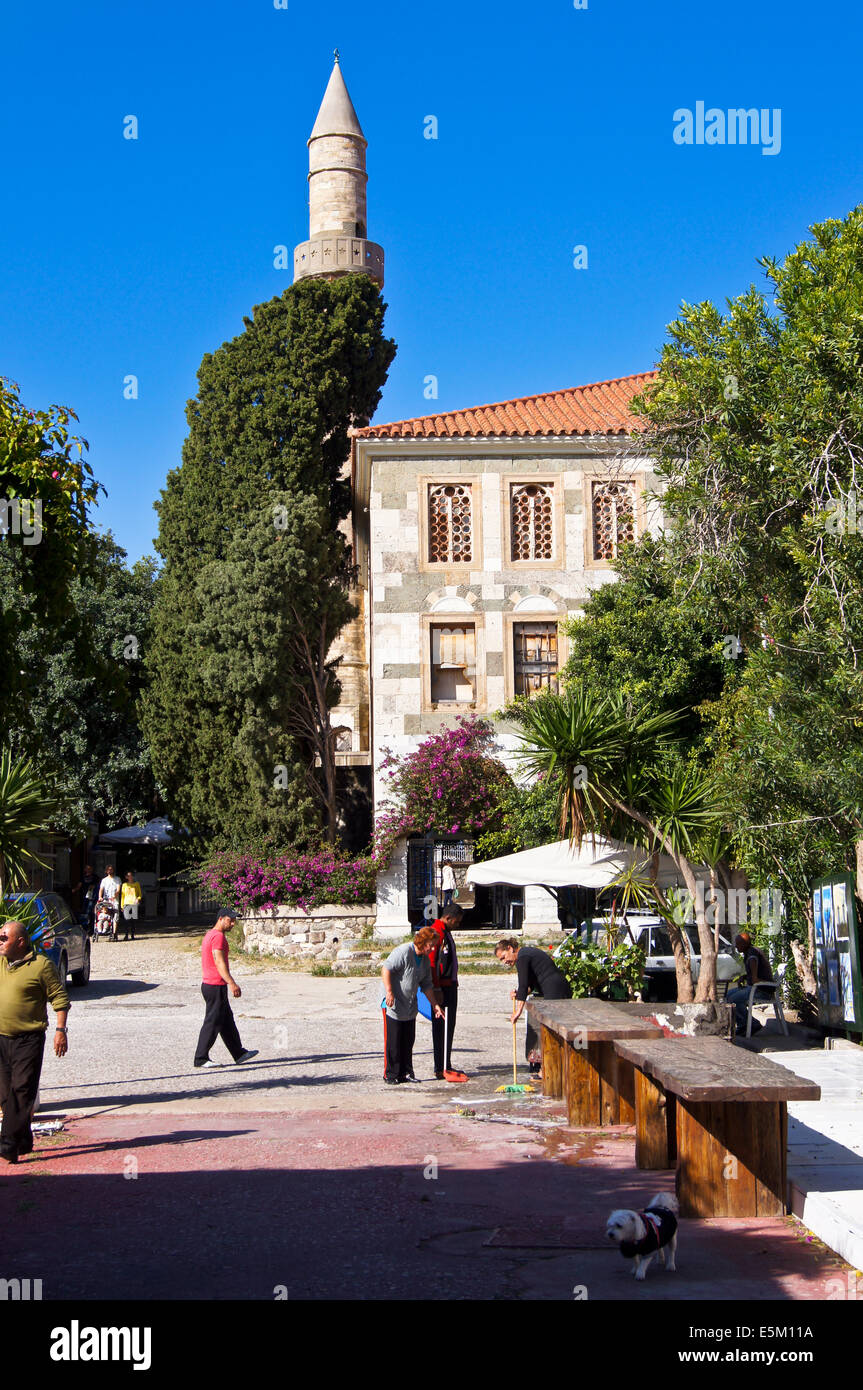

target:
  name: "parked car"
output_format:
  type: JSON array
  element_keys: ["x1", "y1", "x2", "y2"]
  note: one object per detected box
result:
[
  {"x1": 555, "y1": 911, "x2": 741, "y2": 1002},
  {"x1": 4, "y1": 892, "x2": 92, "y2": 988},
  {"x1": 634, "y1": 920, "x2": 740, "y2": 1002}
]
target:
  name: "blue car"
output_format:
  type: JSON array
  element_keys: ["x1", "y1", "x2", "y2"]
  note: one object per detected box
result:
[{"x1": 5, "y1": 891, "x2": 92, "y2": 988}]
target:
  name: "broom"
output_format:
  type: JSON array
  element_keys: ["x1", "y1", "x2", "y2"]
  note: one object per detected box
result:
[{"x1": 496, "y1": 1018, "x2": 535, "y2": 1093}]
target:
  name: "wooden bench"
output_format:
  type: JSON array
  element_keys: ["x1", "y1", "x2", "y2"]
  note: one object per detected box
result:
[
  {"x1": 614, "y1": 1036, "x2": 821, "y2": 1218},
  {"x1": 527, "y1": 999, "x2": 663, "y2": 1127}
]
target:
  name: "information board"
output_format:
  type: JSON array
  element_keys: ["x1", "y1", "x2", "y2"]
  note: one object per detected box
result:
[{"x1": 811, "y1": 872, "x2": 863, "y2": 1032}]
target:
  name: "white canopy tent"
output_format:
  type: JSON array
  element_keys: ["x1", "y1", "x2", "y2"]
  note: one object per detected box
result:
[{"x1": 465, "y1": 835, "x2": 688, "y2": 895}]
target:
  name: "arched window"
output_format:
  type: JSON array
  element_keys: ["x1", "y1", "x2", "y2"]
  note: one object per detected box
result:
[
  {"x1": 428, "y1": 484, "x2": 472, "y2": 564},
  {"x1": 511, "y1": 483, "x2": 553, "y2": 561},
  {"x1": 592, "y1": 480, "x2": 636, "y2": 561}
]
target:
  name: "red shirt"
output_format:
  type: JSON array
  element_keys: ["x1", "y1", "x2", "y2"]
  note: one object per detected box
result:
[{"x1": 201, "y1": 928, "x2": 229, "y2": 985}]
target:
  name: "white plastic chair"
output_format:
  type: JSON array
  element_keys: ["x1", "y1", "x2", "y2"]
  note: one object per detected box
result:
[{"x1": 744, "y1": 963, "x2": 789, "y2": 1038}]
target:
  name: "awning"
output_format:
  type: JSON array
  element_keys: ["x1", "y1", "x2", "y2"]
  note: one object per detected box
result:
[
  {"x1": 99, "y1": 817, "x2": 173, "y2": 846},
  {"x1": 465, "y1": 836, "x2": 688, "y2": 891}
]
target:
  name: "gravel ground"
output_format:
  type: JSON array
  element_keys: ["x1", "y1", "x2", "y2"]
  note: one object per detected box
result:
[{"x1": 38, "y1": 927, "x2": 520, "y2": 1118}]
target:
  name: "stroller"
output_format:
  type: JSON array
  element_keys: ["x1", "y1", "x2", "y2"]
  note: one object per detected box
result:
[{"x1": 94, "y1": 897, "x2": 119, "y2": 940}]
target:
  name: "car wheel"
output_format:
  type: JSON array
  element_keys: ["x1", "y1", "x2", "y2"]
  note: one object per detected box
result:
[
  {"x1": 70, "y1": 943, "x2": 91, "y2": 987},
  {"x1": 57, "y1": 953, "x2": 69, "y2": 987}
]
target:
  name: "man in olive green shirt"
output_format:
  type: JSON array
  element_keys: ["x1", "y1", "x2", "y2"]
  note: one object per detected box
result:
[{"x1": 0, "y1": 920, "x2": 69, "y2": 1163}]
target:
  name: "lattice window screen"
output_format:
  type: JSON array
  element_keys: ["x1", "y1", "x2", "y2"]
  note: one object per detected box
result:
[
  {"x1": 428, "y1": 484, "x2": 472, "y2": 563},
  {"x1": 592, "y1": 481, "x2": 636, "y2": 561},
  {"x1": 511, "y1": 483, "x2": 553, "y2": 561}
]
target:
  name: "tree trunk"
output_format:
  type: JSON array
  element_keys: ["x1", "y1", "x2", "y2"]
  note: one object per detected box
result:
[
  {"x1": 650, "y1": 881, "x2": 694, "y2": 1002},
  {"x1": 790, "y1": 900, "x2": 818, "y2": 1020}
]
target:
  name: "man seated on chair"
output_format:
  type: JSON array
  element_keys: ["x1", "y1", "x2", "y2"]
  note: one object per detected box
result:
[{"x1": 726, "y1": 932, "x2": 775, "y2": 1035}]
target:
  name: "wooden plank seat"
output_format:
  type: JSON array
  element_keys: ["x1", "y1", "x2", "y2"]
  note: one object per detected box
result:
[
  {"x1": 614, "y1": 1036, "x2": 821, "y2": 1218},
  {"x1": 527, "y1": 999, "x2": 663, "y2": 1128}
]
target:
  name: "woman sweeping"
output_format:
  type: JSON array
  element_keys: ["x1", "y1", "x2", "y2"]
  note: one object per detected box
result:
[{"x1": 494, "y1": 938, "x2": 572, "y2": 1077}]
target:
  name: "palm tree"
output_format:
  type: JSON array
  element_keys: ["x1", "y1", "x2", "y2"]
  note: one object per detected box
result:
[
  {"x1": 512, "y1": 684, "x2": 730, "y2": 1002},
  {"x1": 0, "y1": 750, "x2": 58, "y2": 903}
]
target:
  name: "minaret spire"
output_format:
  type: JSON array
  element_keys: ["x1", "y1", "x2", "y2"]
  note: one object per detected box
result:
[{"x1": 293, "y1": 54, "x2": 385, "y2": 286}]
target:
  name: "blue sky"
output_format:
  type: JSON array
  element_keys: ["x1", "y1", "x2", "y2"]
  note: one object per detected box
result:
[{"x1": 2, "y1": 0, "x2": 861, "y2": 562}]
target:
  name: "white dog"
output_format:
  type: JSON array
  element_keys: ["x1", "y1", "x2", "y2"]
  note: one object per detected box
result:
[{"x1": 605, "y1": 1192, "x2": 679, "y2": 1280}]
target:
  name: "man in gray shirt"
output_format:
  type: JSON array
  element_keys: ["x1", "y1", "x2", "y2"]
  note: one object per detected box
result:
[{"x1": 381, "y1": 926, "x2": 444, "y2": 1084}]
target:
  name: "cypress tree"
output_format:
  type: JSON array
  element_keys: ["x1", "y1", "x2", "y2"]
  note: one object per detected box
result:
[{"x1": 144, "y1": 276, "x2": 396, "y2": 848}]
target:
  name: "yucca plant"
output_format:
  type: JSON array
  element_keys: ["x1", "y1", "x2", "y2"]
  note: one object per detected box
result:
[
  {"x1": 0, "y1": 750, "x2": 58, "y2": 903},
  {"x1": 512, "y1": 683, "x2": 731, "y2": 1002}
]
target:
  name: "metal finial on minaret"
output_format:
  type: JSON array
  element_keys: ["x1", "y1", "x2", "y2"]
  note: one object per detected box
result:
[{"x1": 334, "y1": 48, "x2": 340, "y2": 63}]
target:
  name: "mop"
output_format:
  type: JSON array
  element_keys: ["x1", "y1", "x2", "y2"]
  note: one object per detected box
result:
[{"x1": 496, "y1": 1019, "x2": 535, "y2": 1093}]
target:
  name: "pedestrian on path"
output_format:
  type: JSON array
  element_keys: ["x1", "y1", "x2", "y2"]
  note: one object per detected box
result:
[
  {"x1": 194, "y1": 909, "x2": 258, "y2": 1070},
  {"x1": 0, "y1": 920, "x2": 69, "y2": 1163},
  {"x1": 429, "y1": 905, "x2": 467, "y2": 1081},
  {"x1": 74, "y1": 864, "x2": 99, "y2": 933},
  {"x1": 120, "y1": 872, "x2": 142, "y2": 941},
  {"x1": 381, "y1": 926, "x2": 444, "y2": 1084},
  {"x1": 441, "y1": 859, "x2": 457, "y2": 907},
  {"x1": 494, "y1": 938, "x2": 572, "y2": 1076}
]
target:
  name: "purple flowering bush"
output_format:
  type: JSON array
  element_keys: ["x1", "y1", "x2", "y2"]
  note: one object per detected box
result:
[
  {"x1": 375, "y1": 715, "x2": 513, "y2": 867},
  {"x1": 198, "y1": 848, "x2": 376, "y2": 914}
]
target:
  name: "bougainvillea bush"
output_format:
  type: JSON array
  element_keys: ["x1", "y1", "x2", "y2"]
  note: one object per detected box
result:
[
  {"x1": 374, "y1": 715, "x2": 514, "y2": 867},
  {"x1": 199, "y1": 848, "x2": 377, "y2": 914}
]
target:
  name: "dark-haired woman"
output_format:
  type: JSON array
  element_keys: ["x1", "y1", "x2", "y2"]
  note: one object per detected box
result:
[{"x1": 494, "y1": 938, "x2": 572, "y2": 1075}]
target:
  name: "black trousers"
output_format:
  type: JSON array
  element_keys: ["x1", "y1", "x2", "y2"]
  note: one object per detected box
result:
[
  {"x1": 194, "y1": 984, "x2": 243, "y2": 1065},
  {"x1": 431, "y1": 984, "x2": 458, "y2": 1073},
  {"x1": 0, "y1": 1031, "x2": 46, "y2": 1158},
  {"x1": 525, "y1": 984, "x2": 572, "y2": 1068},
  {"x1": 383, "y1": 1013, "x2": 416, "y2": 1081}
]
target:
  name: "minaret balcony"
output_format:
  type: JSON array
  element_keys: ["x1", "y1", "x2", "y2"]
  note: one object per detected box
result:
[{"x1": 293, "y1": 236, "x2": 384, "y2": 285}]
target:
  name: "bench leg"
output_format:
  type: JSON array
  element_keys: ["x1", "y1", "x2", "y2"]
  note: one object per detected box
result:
[
  {"x1": 564, "y1": 1039, "x2": 602, "y2": 1125},
  {"x1": 593, "y1": 1043, "x2": 636, "y2": 1124},
  {"x1": 540, "y1": 1027, "x2": 564, "y2": 1098},
  {"x1": 634, "y1": 1068, "x2": 677, "y2": 1169},
  {"x1": 676, "y1": 1099, "x2": 787, "y2": 1217}
]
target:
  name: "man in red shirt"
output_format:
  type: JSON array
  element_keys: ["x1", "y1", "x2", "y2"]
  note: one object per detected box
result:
[{"x1": 193, "y1": 909, "x2": 258, "y2": 1069}]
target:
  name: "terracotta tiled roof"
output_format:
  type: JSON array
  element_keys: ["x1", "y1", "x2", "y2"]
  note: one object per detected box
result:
[{"x1": 354, "y1": 371, "x2": 658, "y2": 440}]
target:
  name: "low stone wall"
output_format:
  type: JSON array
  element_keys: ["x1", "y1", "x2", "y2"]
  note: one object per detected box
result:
[{"x1": 241, "y1": 904, "x2": 376, "y2": 962}]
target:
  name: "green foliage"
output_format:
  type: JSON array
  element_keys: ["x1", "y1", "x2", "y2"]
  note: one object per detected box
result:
[
  {"x1": 554, "y1": 933, "x2": 646, "y2": 1000},
  {"x1": 0, "y1": 752, "x2": 58, "y2": 898},
  {"x1": 474, "y1": 771, "x2": 562, "y2": 860},
  {"x1": 0, "y1": 379, "x2": 101, "y2": 730},
  {"x1": 562, "y1": 537, "x2": 726, "y2": 745},
  {"x1": 2, "y1": 534, "x2": 159, "y2": 837},
  {"x1": 628, "y1": 205, "x2": 863, "y2": 961},
  {"x1": 144, "y1": 275, "x2": 396, "y2": 848}
]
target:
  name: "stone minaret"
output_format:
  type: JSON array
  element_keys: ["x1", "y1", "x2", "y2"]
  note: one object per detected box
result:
[{"x1": 294, "y1": 52, "x2": 384, "y2": 286}]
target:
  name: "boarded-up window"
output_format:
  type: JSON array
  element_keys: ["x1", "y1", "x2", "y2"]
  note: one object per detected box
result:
[
  {"x1": 429, "y1": 484, "x2": 472, "y2": 563},
  {"x1": 592, "y1": 480, "x2": 636, "y2": 561},
  {"x1": 431, "y1": 624, "x2": 476, "y2": 703},
  {"x1": 513, "y1": 622, "x2": 559, "y2": 695},
  {"x1": 511, "y1": 483, "x2": 553, "y2": 561}
]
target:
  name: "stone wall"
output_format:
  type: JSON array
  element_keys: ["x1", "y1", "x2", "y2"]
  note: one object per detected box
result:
[{"x1": 241, "y1": 904, "x2": 376, "y2": 962}]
